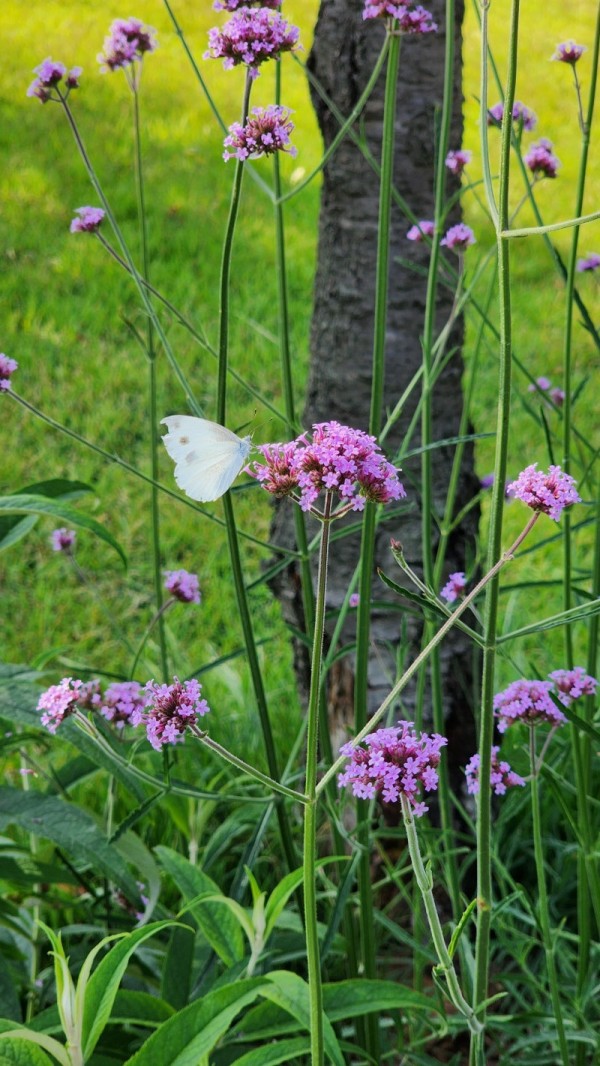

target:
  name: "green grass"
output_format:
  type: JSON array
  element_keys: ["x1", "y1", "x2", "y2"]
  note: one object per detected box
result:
[{"x1": 0, "y1": 0, "x2": 598, "y2": 744}]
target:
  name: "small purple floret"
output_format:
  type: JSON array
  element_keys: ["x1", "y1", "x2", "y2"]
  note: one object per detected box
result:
[
  {"x1": 406, "y1": 220, "x2": 434, "y2": 242},
  {"x1": 528, "y1": 376, "x2": 551, "y2": 393},
  {"x1": 98, "y1": 17, "x2": 158, "y2": 72},
  {"x1": 441, "y1": 223, "x2": 476, "y2": 252},
  {"x1": 487, "y1": 100, "x2": 537, "y2": 131},
  {"x1": 101, "y1": 681, "x2": 145, "y2": 727},
  {"x1": 38, "y1": 678, "x2": 84, "y2": 733},
  {"x1": 445, "y1": 149, "x2": 471, "y2": 175},
  {"x1": 349, "y1": 593, "x2": 360, "y2": 608},
  {"x1": 525, "y1": 138, "x2": 560, "y2": 180},
  {"x1": 338, "y1": 721, "x2": 447, "y2": 816},
  {"x1": 27, "y1": 58, "x2": 81, "y2": 103},
  {"x1": 0, "y1": 353, "x2": 18, "y2": 392},
  {"x1": 143, "y1": 677, "x2": 210, "y2": 751},
  {"x1": 440, "y1": 571, "x2": 466, "y2": 603},
  {"x1": 465, "y1": 747, "x2": 526, "y2": 795},
  {"x1": 552, "y1": 41, "x2": 586, "y2": 64},
  {"x1": 577, "y1": 253, "x2": 600, "y2": 272},
  {"x1": 362, "y1": 1, "x2": 437, "y2": 33},
  {"x1": 548, "y1": 668, "x2": 597, "y2": 707},
  {"x1": 214, "y1": 0, "x2": 281, "y2": 8},
  {"x1": 205, "y1": 8, "x2": 300, "y2": 79},
  {"x1": 494, "y1": 679, "x2": 568, "y2": 733},
  {"x1": 506, "y1": 463, "x2": 581, "y2": 520},
  {"x1": 164, "y1": 569, "x2": 201, "y2": 604},
  {"x1": 51, "y1": 528, "x2": 76, "y2": 553},
  {"x1": 223, "y1": 105, "x2": 296, "y2": 161},
  {"x1": 70, "y1": 206, "x2": 105, "y2": 234}
]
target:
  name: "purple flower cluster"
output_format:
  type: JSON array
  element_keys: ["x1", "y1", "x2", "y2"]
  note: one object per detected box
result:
[
  {"x1": 406, "y1": 220, "x2": 434, "y2": 242},
  {"x1": 248, "y1": 421, "x2": 406, "y2": 513},
  {"x1": 164, "y1": 569, "x2": 201, "y2": 604},
  {"x1": 100, "y1": 681, "x2": 145, "y2": 727},
  {"x1": 362, "y1": 1, "x2": 437, "y2": 33},
  {"x1": 214, "y1": 0, "x2": 281, "y2": 7},
  {"x1": 506, "y1": 464, "x2": 581, "y2": 520},
  {"x1": 465, "y1": 747, "x2": 526, "y2": 795},
  {"x1": 440, "y1": 571, "x2": 466, "y2": 604},
  {"x1": 527, "y1": 376, "x2": 565, "y2": 407},
  {"x1": 349, "y1": 593, "x2": 361, "y2": 608},
  {"x1": 494, "y1": 679, "x2": 567, "y2": 733},
  {"x1": 487, "y1": 101, "x2": 537, "y2": 131},
  {"x1": 338, "y1": 722, "x2": 447, "y2": 816},
  {"x1": 223, "y1": 105, "x2": 296, "y2": 161},
  {"x1": 552, "y1": 41, "x2": 586, "y2": 65},
  {"x1": 27, "y1": 58, "x2": 82, "y2": 103},
  {"x1": 441, "y1": 223, "x2": 476, "y2": 252},
  {"x1": 445, "y1": 149, "x2": 471, "y2": 176},
  {"x1": 38, "y1": 678, "x2": 85, "y2": 733},
  {"x1": 98, "y1": 18, "x2": 158, "y2": 73},
  {"x1": 525, "y1": 138, "x2": 560, "y2": 180},
  {"x1": 144, "y1": 677, "x2": 209, "y2": 750},
  {"x1": 0, "y1": 353, "x2": 18, "y2": 392},
  {"x1": 548, "y1": 668, "x2": 597, "y2": 707},
  {"x1": 205, "y1": 8, "x2": 300, "y2": 79},
  {"x1": 51, "y1": 528, "x2": 76, "y2": 553},
  {"x1": 577, "y1": 253, "x2": 600, "y2": 272},
  {"x1": 70, "y1": 207, "x2": 105, "y2": 234}
]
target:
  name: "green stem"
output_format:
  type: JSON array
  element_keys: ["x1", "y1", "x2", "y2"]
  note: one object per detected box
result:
[
  {"x1": 190, "y1": 725, "x2": 307, "y2": 804},
  {"x1": 132, "y1": 82, "x2": 169, "y2": 684},
  {"x1": 130, "y1": 598, "x2": 175, "y2": 679},
  {"x1": 472, "y1": 1, "x2": 520, "y2": 1058},
  {"x1": 528, "y1": 729, "x2": 570, "y2": 1064},
  {"x1": 304, "y1": 492, "x2": 333, "y2": 1066},
  {"x1": 401, "y1": 796, "x2": 482, "y2": 1035}
]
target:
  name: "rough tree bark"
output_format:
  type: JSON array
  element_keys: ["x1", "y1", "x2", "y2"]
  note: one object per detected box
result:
[{"x1": 271, "y1": 0, "x2": 479, "y2": 785}]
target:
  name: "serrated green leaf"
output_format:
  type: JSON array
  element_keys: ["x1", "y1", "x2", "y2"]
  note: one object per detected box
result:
[
  {"x1": 0, "y1": 788, "x2": 140, "y2": 904},
  {"x1": 107, "y1": 989, "x2": 175, "y2": 1028},
  {"x1": 155, "y1": 846, "x2": 244, "y2": 966},
  {"x1": 0, "y1": 496, "x2": 126, "y2": 567}
]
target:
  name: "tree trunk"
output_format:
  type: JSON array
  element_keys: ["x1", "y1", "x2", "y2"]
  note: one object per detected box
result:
[{"x1": 271, "y1": 0, "x2": 479, "y2": 785}]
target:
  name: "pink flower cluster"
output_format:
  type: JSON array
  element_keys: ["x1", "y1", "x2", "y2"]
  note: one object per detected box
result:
[
  {"x1": 441, "y1": 223, "x2": 476, "y2": 252},
  {"x1": 100, "y1": 682, "x2": 145, "y2": 728},
  {"x1": 164, "y1": 569, "x2": 201, "y2": 604},
  {"x1": 27, "y1": 58, "x2": 82, "y2": 103},
  {"x1": 98, "y1": 18, "x2": 158, "y2": 72},
  {"x1": 214, "y1": 0, "x2": 281, "y2": 7},
  {"x1": 487, "y1": 100, "x2": 537, "y2": 131},
  {"x1": 223, "y1": 105, "x2": 296, "y2": 161},
  {"x1": 205, "y1": 8, "x2": 300, "y2": 79},
  {"x1": 70, "y1": 207, "x2": 105, "y2": 234},
  {"x1": 338, "y1": 722, "x2": 447, "y2": 816},
  {"x1": 406, "y1": 220, "x2": 434, "y2": 242},
  {"x1": 445, "y1": 149, "x2": 471, "y2": 176},
  {"x1": 38, "y1": 678, "x2": 86, "y2": 733},
  {"x1": 465, "y1": 747, "x2": 526, "y2": 795},
  {"x1": 0, "y1": 353, "x2": 18, "y2": 392},
  {"x1": 506, "y1": 464, "x2": 581, "y2": 520},
  {"x1": 248, "y1": 421, "x2": 406, "y2": 513},
  {"x1": 552, "y1": 41, "x2": 586, "y2": 65},
  {"x1": 440, "y1": 571, "x2": 466, "y2": 604},
  {"x1": 525, "y1": 138, "x2": 560, "y2": 180},
  {"x1": 362, "y1": 1, "x2": 437, "y2": 33},
  {"x1": 527, "y1": 376, "x2": 565, "y2": 407},
  {"x1": 548, "y1": 668, "x2": 597, "y2": 707},
  {"x1": 51, "y1": 528, "x2": 76, "y2": 553},
  {"x1": 144, "y1": 677, "x2": 209, "y2": 750},
  {"x1": 494, "y1": 679, "x2": 567, "y2": 733},
  {"x1": 577, "y1": 253, "x2": 600, "y2": 272}
]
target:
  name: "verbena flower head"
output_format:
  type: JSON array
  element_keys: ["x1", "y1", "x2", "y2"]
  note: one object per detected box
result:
[
  {"x1": 248, "y1": 421, "x2": 406, "y2": 513},
  {"x1": 338, "y1": 722, "x2": 447, "y2": 816},
  {"x1": 549, "y1": 387, "x2": 565, "y2": 407},
  {"x1": 362, "y1": 1, "x2": 437, "y2": 33},
  {"x1": 406, "y1": 220, "x2": 434, "y2": 242},
  {"x1": 27, "y1": 58, "x2": 81, "y2": 102},
  {"x1": 349, "y1": 593, "x2": 360, "y2": 608},
  {"x1": 528, "y1": 376, "x2": 551, "y2": 393},
  {"x1": 465, "y1": 747, "x2": 526, "y2": 795},
  {"x1": 101, "y1": 681, "x2": 145, "y2": 727},
  {"x1": 577, "y1": 253, "x2": 600, "y2": 272},
  {"x1": 143, "y1": 677, "x2": 209, "y2": 750},
  {"x1": 214, "y1": 0, "x2": 281, "y2": 8},
  {"x1": 164, "y1": 568, "x2": 201, "y2": 604},
  {"x1": 441, "y1": 223, "x2": 476, "y2": 252},
  {"x1": 70, "y1": 206, "x2": 105, "y2": 234},
  {"x1": 75, "y1": 679, "x2": 102, "y2": 711},
  {"x1": 205, "y1": 8, "x2": 300, "y2": 79},
  {"x1": 51, "y1": 528, "x2": 76, "y2": 553},
  {"x1": 494, "y1": 679, "x2": 568, "y2": 733},
  {"x1": 480, "y1": 473, "x2": 495, "y2": 489},
  {"x1": 0, "y1": 353, "x2": 18, "y2": 392},
  {"x1": 506, "y1": 463, "x2": 581, "y2": 520},
  {"x1": 38, "y1": 678, "x2": 85, "y2": 733},
  {"x1": 525, "y1": 138, "x2": 560, "y2": 180},
  {"x1": 223, "y1": 105, "x2": 296, "y2": 161},
  {"x1": 552, "y1": 41, "x2": 586, "y2": 64},
  {"x1": 440, "y1": 571, "x2": 466, "y2": 603},
  {"x1": 487, "y1": 100, "x2": 537, "y2": 131},
  {"x1": 548, "y1": 668, "x2": 598, "y2": 707},
  {"x1": 98, "y1": 18, "x2": 158, "y2": 72},
  {"x1": 445, "y1": 149, "x2": 471, "y2": 175}
]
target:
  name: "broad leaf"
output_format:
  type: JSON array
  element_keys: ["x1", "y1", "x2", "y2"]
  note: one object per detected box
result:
[
  {"x1": 0, "y1": 480, "x2": 91, "y2": 552},
  {"x1": 0, "y1": 496, "x2": 126, "y2": 566},
  {"x1": 229, "y1": 1036, "x2": 311, "y2": 1065},
  {"x1": 261, "y1": 972, "x2": 344, "y2": 1066}
]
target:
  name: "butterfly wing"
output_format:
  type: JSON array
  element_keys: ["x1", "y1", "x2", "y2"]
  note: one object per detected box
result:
[{"x1": 161, "y1": 416, "x2": 252, "y2": 502}]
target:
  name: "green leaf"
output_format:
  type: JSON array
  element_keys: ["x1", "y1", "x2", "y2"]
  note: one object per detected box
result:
[
  {"x1": 81, "y1": 921, "x2": 178, "y2": 1060},
  {"x1": 0, "y1": 1022, "x2": 69, "y2": 1066},
  {"x1": 261, "y1": 972, "x2": 343, "y2": 1066},
  {"x1": 377, "y1": 569, "x2": 482, "y2": 645},
  {"x1": 0, "y1": 956, "x2": 21, "y2": 1023},
  {"x1": 123, "y1": 980, "x2": 269, "y2": 1066},
  {"x1": 0, "y1": 788, "x2": 140, "y2": 904},
  {"x1": 107, "y1": 990, "x2": 175, "y2": 1028},
  {"x1": 0, "y1": 480, "x2": 91, "y2": 552},
  {"x1": 0, "y1": 1042, "x2": 55, "y2": 1066},
  {"x1": 155, "y1": 846, "x2": 244, "y2": 966},
  {"x1": 160, "y1": 925, "x2": 195, "y2": 1010},
  {"x1": 0, "y1": 516, "x2": 38, "y2": 552},
  {"x1": 497, "y1": 597, "x2": 600, "y2": 643},
  {"x1": 229, "y1": 1036, "x2": 311, "y2": 1065},
  {"x1": 0, "y1": 496, "x2": 126, "y2": 567},
  {"x1": 264, "y1": 857, "x2": 348, "y2": 943}
]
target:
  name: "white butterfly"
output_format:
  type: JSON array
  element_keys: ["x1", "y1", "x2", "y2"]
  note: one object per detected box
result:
[{"x1": 161, "y1": 416, "x2": 252, "y2": 502}]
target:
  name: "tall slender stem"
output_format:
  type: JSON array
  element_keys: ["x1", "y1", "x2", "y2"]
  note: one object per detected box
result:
[
  {"x1": 528, "y1": 729, "x2": 570, "y2": 1064},
  {"x1": 304, "y1": 493, "x2": 333, "y2": 1066}
]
